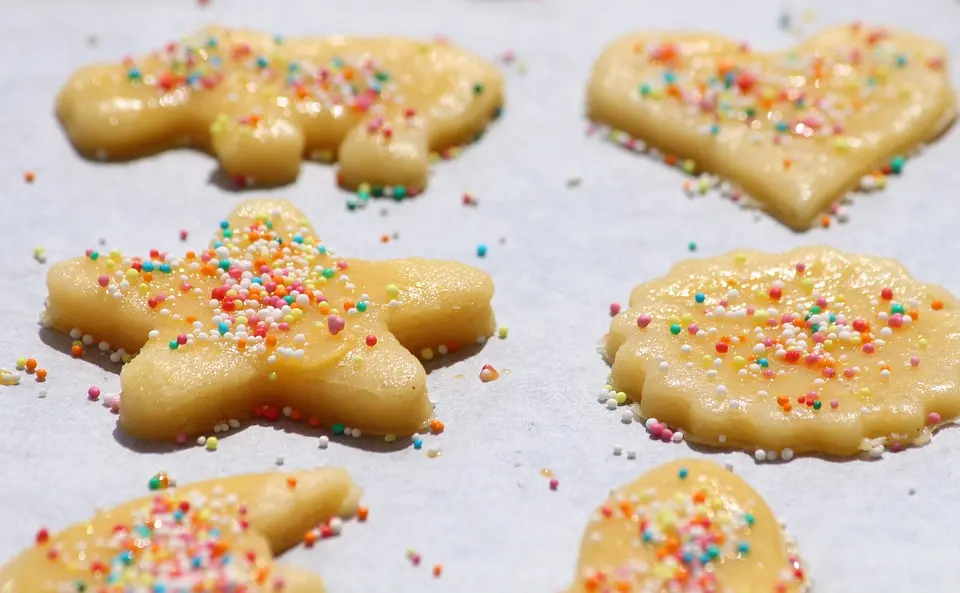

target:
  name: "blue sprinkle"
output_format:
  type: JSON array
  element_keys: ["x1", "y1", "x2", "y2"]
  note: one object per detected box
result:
[
  {"x1": 220, "y1": 220, "x2": 229, "y2": 229},
  {"x1": 695, "y1": 293, "x2": 705, "y2": 303},
  {"x1": 477, "y1": 244, "x2": 488, "y2": 258},
  {"x1": 413, "y1": 438, "x2": 423, "y2": 449},
  {"x1": 678, "y1": 468, "x2": 689, "y2": 479},
  {"x1": 218, "y1": 322, "x2": 230, "y2": 335}
]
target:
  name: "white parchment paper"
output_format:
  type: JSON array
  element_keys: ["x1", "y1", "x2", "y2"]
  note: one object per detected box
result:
[{"x1": 1, "y1": 0, "x2": 959, "y2": 591}]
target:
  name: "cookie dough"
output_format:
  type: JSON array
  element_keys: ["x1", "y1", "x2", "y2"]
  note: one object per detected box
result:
[
  {"x1": 587, "y1": 24, "x2": 957, "y2": 230},
  {"x1": 606, "y1": 246, "x2": 960, "y2": 458},
  {"x1": 43, "y1": 199, "x2": 496, "y2": 441},
  {"x1": 0, "y1": 468, "x2": 361, "y2": 592},
  {"x1": 56, "y1": 26, "x2": 504, "y2": 193},
  {"x1": 568, "y1": 459, "x2": 808, "y2": 593}
]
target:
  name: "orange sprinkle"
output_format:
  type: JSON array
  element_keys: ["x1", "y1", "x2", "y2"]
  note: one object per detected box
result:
[
  {"x1": 286, "y1": 477, "x2": 297, "y2": 489},
  {"x1": 343, "y1": 300, "x2": 356, "y2": 311},
  {"x1": 432, "y1": 564, "x2": 443, "y2": 577},
  {"x1": 664, "y1": 154, "x2": 678, "y2": 166},
  {"x1": 25, "y1": 358, "x2": 37, "y2": 372},
  {"x1": 429, "y1": 419, "x2": 445, "y2": 434},
  {"x1": 380, "y1": 234, "x2": 390, "y2": 243},
  {"x1": 24, "y1": 171, "x2": 35, "y2": 183},
  {"x1": 908, "y1": 310, "x2": 919, "y2": 320},
  {"x1": 308, "y1": 416, "x2": 321, "y2": 427},
  {"x1": 932, "y1": 300, "x2": 944, "y2": 311},
  {"x1": 35, "y1": 368, "x2": 47, "y2": 382},
  {"x1": 290, "y1": 409, "x2": 302, "y2": 422},
  {"x1": 70, "y1": 344, "x2": 83, "y2": 358},
  {"x1": 303, "y1": 530, "x2": 318, "y2": 546},
  {"x1": 782, "y1": 403, "x2": 793, "y2": 413},
  {"x1": 820, "y1": 216, "x2": 831, "y2": 228},
  {"x1": 357, "y1": 506, "x2": 369, "y2": 522}
]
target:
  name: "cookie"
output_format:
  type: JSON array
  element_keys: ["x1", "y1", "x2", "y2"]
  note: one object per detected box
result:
[
  {"x1": 0, "y1": 467, "x2": 361, "y2": 592},
  {"x1": 605, "y1": 246, "x2": 960, "y2": 458},
  {"x1": 568, "y1": 459, "x2": 809, "y2": 593},
  {"x1": 43, "y1": 199, "x2": 495, "y2": 441},
  {"x1": 587, "y1": 24, "x2": 957, "y2": 230},
  {"x1": 56, "y1": 25, "x2": 504, "y2": 194}
]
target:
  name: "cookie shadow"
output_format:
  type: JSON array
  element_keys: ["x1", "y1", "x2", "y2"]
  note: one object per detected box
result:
[
  {"x1": 421, "y1": 342, "x2": 489, "y2": 373},
  {"x1": 680, "y1": 438, "x2": 868, "y2": 465},
  {"x1": 38, "y1": 326, "x2": 121, "y2": 375},
  {"x1": 207, "y1": 168, "x2": 289, "y2": 194},
  {"x1": 111, "y1": 420, "x2": 412, "y2": 455}
]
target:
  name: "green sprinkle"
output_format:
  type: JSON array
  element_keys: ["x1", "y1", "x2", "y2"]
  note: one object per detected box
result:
[
  {"x1": 168, "y1": 340, "x2": 179, "y2": 350},
  {"x1": 473, "y1": 83, "x2": 484, "y2": 95},
  {"x1": 890, "y1": 156, "x2": 905, "y2": 174},
  {"x1": 813, "y1": 400, "x2": 822, "y2": 410},
  {"x1": 89, "y1": 251, "x2": 99, "y2": 261},
  {"x1": 357, "y1": 301, "x2": 368, "y2": 312},
  {"x1": 670, "y1": 324, "x2": 682, "y2": 335},
  {"x1": 322, "y1": 268, "x2": 335, "y2": 278},
  {"x1": 891, "y1": 303, "x2": 905, "y2": 315},
  {"x1": 332, "y1": 423, "x2": 346, "y2": 435}
]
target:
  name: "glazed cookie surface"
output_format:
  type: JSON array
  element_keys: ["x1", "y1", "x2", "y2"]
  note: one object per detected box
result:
[
  {"x1": 606, "y1": 246, "x2": 960, "y2": 458},
  {"x1": 56, "y1": 25, "x2": 504, "y2": 193},
  {"x1": 43, "y1": 198, "x2": 496, "y2": 441},
  {"x1": 587, "y1": 24, "x2": 957, "y2": 230},
  {"x1": 568, "y1": 459, "x2": 808, "y2": 593},
  {"x1": 0, "y1": 467, "x2": 361, "y2": 592}
]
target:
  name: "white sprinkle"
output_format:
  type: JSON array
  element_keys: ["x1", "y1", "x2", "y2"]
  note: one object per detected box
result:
[
  {"x1": 350, "y1": 428, "x2": 362, "y2": 438},
  {"x1": 329, "y1": 517, "x2": 343, "y2": 535},
  {"x1": 754, "y1": 450, "x2": 767, "y2": 462},
  {"x1": 671, "y1": 431, "x2": 684, "y2": 443},
  {"x1": 781, "y1": 448, "x2": 794, "y2": 461},
  {"x1": 196, "y1": 436, "x2": 206, "y2": 446},
  {"x1": 605, "y1": 398, "x2": 618, "y2": 410},
  {"x1": 318, "y1": 436, "x2": 330, "y2": 449},
  {"x1": 620, "y1": 409, "x2": 634, "y2": 423}
]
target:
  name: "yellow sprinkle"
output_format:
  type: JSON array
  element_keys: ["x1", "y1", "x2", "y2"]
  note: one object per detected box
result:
[
  {"x1": 205, "y1": 437, "x2": 219, "y2": 451},
  {"x1": 733, "y1": 356, "x2": 745, "y2": 367},
  {"x1": 386, "y1": 284, "x2": 400, "y2": 299},
  {"x1": 701, "y1": 355, "x2": 713, "y2": 367},
  {"x1": 734, "y1": 253, "x2": 746, "y2": 264},
  {"x1": 268, "y1": 372, "x2": 278, "y2": 381},
  {"x1": 680, "y1": 313, "x2": 694, "y2": 324},
  {"x1": 603, "y1": 384, "x2": 613, "y2": 392},
  {"x1": 421, "y1": 348, "x2": 434, "y2": 361},
  {"x1": 384, "y1": 434, "x2": 397, "y2": 443},
  {"x1": 615, "y1": 391, "x2": 627, "y2": 404},
  {"x1": 109, "y1": 249, "x2": 122, "y2": 261},
  {"x1": 681, "y1": 159, "x2": 696, "y2": 174},
  {"x1": 497, "y1": 326, "x2": 509, "y2": 339},
  {"x1": 15, "y1": 358, "x2": 26, "y2": 371},
  {"x1": 919, "y1": 337, "x2": 928, "y2": 349},
  {"x1": 859, "y1": 387, "x2": 872, "y2": 398}
]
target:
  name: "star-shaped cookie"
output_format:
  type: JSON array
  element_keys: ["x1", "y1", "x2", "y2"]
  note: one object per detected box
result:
[
  {"x1": 605, "y1": 246, "x2": 960, "y2": 458},
  {"x1": 0, "y1": 468, "x2": 361, "y2": 592},
  {"x1": 56, "y1": 25, "x2": 504, "y2": 194},
  {"x1": 568, "y1": 459, "x2": 809, "y2": 593},
  {"x1": 587, "y1": 24, "x2": 957, "y2": 230},
  {"x1": 44, "y1": 199, "x2": 496, "y2": 441}
]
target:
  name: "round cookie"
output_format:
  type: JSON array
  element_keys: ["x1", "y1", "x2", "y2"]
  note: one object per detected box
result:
[
  {"x1": 568, "y1": 459, "x2": 809, "y2": 592},
  {"x1": 605, "y1": 246, "x2": 960, "y2": 458}
]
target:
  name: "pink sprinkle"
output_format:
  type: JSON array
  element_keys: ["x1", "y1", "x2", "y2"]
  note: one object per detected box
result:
[
  {"x1": 87, "y1": 386, "x2": 100, "y2": 401},
  {"x1": 176, "y1": 432, "x2": 188, "y2": 444},
  {"x1": 179, "y1": 229, "x2": 188, "y2": 241},
  {"x1": 746, "y1": 306, "x2": 755, "y2": 316},
  {"x1": 843, "y1": 368, "x2": 855, "y2": 378},
  {"x1": 796, "y1": 263, "x2": 806, "y2": 273},
  {"x1": 910, "y1": 356, "x2": 920, "y2": 367},
  {"x1": 687, "y1": 324, "x2": 699, "y2": 335},
  {"x1": 888, "y1": 314, "x2": 903, "y2": 328},
  {"x1": 863, "y1": 343, "x2": 875, "y2": 354},
  {"x1": 549, "y1": 478, "x2": 559, "y2": 491},
  {"x1": 97, "y1": 275, "x2": 109, "y2": 287},
  {"x1": 762, "y1": 369, "x2": 775, "y2": 379},
  {"x1": 660, "y1": 428, "x2": 674, "y2": 442},
  {"x1": 822, "y1": 367, "x2": 836, "y2": 379},
  {"x1": 636, "y1": 314, "x2": 652, "y2": 329},
  {"x1": 891, "y1": 441, "x2": 903, "y2": 452},
  {"x1": 327, "y1": 315, "x2": 346, "y2": 335},
  {"x1": 816, "y1": 297, "x2": 828, "y2": 308},
  {"x1": 649, "y1": 422, "x2": 664, "y2": 437},
  {"x1": 928, "y1": 412, "x2": 942, "y2": 425},
  {"x1": 829, "y1": 400, "x2": 839, "y2": 409},
  {"x1": 609, "y1": 303, "x2": 621, "y2": 316}
]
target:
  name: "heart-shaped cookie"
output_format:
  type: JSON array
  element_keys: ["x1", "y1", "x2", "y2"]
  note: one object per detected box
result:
[{"x1": 587, "y1": 24, "x2": 957, "y2": 230}]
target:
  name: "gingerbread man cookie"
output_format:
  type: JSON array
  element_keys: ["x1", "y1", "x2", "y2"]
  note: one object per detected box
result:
[
  {"x1": 587, "y1": 24, "x2": 957, "y2": 230},
  {"x1": 605, "y1": 246, "x2": 960, "y2": 459},
  {"x1": 56, "y1": 26, "x2": 504, "y2": 195},
  {"x1": 43, "y1": 199, "x2": 495, "y2": 441},
  {"x1": 0, "y1": 467, "x2": 361, "y2": 592},
  {"x1": 568, "y1": 459, "x2": 809, "y2": 593}
]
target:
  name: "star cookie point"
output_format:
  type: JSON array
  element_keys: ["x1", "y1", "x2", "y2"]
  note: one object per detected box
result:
[
  {"x1": 587, "y1": 24, "x2": 957, "y2": 229},
  {"x1": 56, "y1": 26, "x2": 504, "y2": 194},
  {"x1": 605, "y1": 246, "x2": 960, "y2": 458},
  {"x1": 44, "y1": 198, "x2": 495, "y2": 441}
]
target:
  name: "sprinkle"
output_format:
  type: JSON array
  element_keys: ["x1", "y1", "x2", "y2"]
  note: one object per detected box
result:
[
  {"x1": 548, "y1": 478, "x2": 559, "y2": 490},
  {"x1": 35, "y1": 368, "x2": 47, "y2": 382},
  {"x1": 205, "y1": 436, "x2": 219, "y2": 451},
  {"x1": 476, "y1": 244, "x2": 488, "y2": 257},
  {"x1": 497, "y1": 326, "x2": 509, "y2": 339},
  {"x1": 432, "y1": 564, "x2": 443, "y2": 577},
  {"x1": 87, "y1": 386, "x2": 101, "y2": 401},
  {"x1": 609, "y1": 302, "x2": 622, "y2": 316},
  {"x1": 637, "y1": 314, "x2": 652, "y2": 328},
  {"x1": 24, "y1": 171, "x2": 35, "y2": 183},
  {"x1": 479, "y1": 364, "x2": 500, "y2": 382},
  {"x1": 928, "y1": 412, "x2": 942, "y2": 425},
  {"x1": 429, "y1": 419, "x2": 445, "y2": 434}
]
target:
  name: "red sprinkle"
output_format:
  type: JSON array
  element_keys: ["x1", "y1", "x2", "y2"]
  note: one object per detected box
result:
[
  {"x1": 87, "y1": 387, "x2": 101, "y2": 401},
  {"x1": 549, "y1": 478, "x2": 559, "y2": 490}
]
